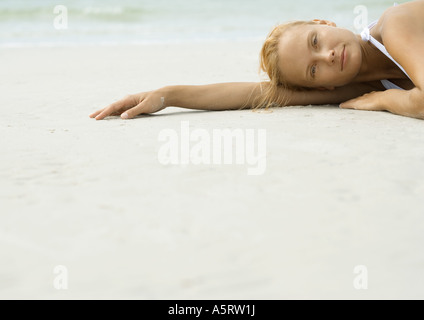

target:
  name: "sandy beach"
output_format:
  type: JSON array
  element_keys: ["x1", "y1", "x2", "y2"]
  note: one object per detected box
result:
[{"x1": 1, "y1": 40, "x2": 424, "y2": 299}]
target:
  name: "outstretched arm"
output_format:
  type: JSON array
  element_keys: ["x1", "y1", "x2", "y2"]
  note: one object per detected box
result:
[{"x1": 90, "y1": 81, "x2": 376, "y2": 120}]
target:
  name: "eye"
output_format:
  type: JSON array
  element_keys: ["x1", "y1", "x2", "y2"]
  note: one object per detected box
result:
[
  {"x1": 311, "y1": 65, "x2": 317, "y2": 78},
  {"x1": 313, "y1": 35, "x2": 318, "y2": 47}
]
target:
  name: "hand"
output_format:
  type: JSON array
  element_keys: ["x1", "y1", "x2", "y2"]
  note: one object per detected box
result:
[
  {"x1": 339, "y1": 91, "x2": 386, "y2": 112},
  {"x1": 89, "y1": 89, "x2": 168, "y2": 120}
]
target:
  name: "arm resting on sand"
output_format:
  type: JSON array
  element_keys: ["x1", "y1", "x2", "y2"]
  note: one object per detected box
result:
[
  {"x1": 385, "y1": 88, "x2": 424, "y2": 119},
  {"x1": 164, "y1": 82, "x2": 378, "y2": 110},
  {"x1": 341, "y1": 87, "x2": 424, "y2": 119},
  {"x1": 90, "y1": 81, "x2": 377, "y2": 120}
]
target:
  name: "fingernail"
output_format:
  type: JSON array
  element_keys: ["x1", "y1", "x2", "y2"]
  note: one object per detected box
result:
[{"x1": 121, "y1": 112, "x2": 129, "y2": 119}]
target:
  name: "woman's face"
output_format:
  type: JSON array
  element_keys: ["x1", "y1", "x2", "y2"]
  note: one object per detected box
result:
[{"x1": 278, "y1": 20, "x2": 362, "y2": 89}]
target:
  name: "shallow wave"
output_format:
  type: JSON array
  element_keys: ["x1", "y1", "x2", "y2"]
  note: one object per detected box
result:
[{"x1": 0, "y1": 0, "x2": 399, "y2": 46}]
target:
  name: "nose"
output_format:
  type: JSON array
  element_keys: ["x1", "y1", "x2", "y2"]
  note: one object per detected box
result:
[{"x1": 318, "y1": 49, "x2": 335, "y2": 65}]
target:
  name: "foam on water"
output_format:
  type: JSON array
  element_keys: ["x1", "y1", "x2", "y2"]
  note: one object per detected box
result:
[{"x1": 0, "y1": 0, "x2": 407, "y2": 47}]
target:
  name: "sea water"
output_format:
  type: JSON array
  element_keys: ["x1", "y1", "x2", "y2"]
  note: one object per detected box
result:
[{"x1": 0, "y1": 0, "x2": 408, "y2": 47}]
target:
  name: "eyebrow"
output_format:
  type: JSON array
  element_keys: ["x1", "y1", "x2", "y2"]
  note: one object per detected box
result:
[{"x1": 305, "y1": 31, "x2": 313, "y2": 81}]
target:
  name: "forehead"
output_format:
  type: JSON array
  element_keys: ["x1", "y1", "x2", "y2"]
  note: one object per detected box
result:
[{"x1": 278, "y1": 24, "x2": 315, "y2": 87}]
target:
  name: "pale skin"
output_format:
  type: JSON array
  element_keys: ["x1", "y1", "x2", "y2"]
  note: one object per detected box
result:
[{"x1": 90, "y1": 0, "x2": 424, "y2": 121}]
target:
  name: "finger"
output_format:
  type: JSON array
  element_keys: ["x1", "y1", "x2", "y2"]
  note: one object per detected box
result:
[
  {"x1": 89, "y1": 108, "x2": 105, "y2": 118},
  {"x1": 340, "y1": 95, "x2": 362, "y2": 109},
  {"x1": 94, "y1": 108, "x2": 114, "y2": 120},
  {"x1": 339, "y1": 100, "x2": 355, "y2": 109},
  {"x1": 93, "y1": 109, "x2": 124, "y2": 117},
  {"x1": 95, "y1": 96, "x2": 136, "y2": 120},
  {"x1": 121, "y1": 101, "x2": 150, "y2": 119},
  {"x1": 354, "y1": 104, "x2": 382, "y2": 111},
  {"x1": 94, "y1": 103, "x2": 125, "y2": 120}
]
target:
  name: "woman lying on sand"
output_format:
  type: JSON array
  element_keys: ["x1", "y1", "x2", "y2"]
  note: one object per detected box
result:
[{"x1": 90, "y1": 0, "x2": 424, "y2": 121}]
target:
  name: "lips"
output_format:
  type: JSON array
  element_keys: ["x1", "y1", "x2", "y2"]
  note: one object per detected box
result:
[{"x1": 341, "y1": 46, "x2": 345, "y2": 71}]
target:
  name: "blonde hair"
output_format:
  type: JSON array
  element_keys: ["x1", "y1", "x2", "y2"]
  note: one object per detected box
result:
[{"x1": 252, "y1": 20, "x2": 315, "y2": 110}]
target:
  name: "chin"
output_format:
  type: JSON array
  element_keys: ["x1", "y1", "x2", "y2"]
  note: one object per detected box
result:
[
  {"x1": 338, "y1": 79, "x2": 353, "y2": 87},
  {"x1": 349, "y1": 47, "x2": 362, "y2": 74}
]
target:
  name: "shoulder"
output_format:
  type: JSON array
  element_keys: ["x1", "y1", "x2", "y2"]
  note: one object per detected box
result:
[
  {"x1": 382, "y1": 0, "x2": 424, "y2": 19},
  {"x1": 379, "y1": 1, "x2": 424, "y2": 87},
  {"x1": 380, "y1": 1, "x2": 424, "y2": 42}
]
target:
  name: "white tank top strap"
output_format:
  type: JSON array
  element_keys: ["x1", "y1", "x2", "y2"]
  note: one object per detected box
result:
[
  {"x1": 360, "y1": 21, "x2": 377, "y2": 40},
  {"x1": 361, "y1": 20, "x2": 411, "y2": 81},
  {"x1": 361, "y1": 8, "x2": 410, "y2": 91},
  {"x1": 380, "y1": 79, "x2": 403, "y2": 90}
]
